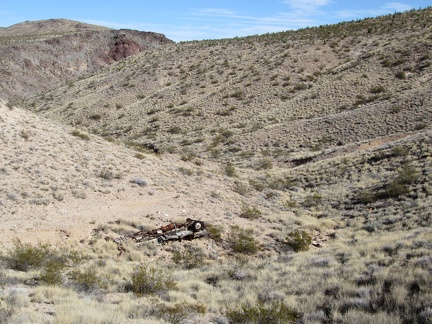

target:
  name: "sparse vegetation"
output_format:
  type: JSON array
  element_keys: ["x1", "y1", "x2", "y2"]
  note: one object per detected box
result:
[
  {"x1": 126, "y1": 265, "x2": 177, "y2": 296},
  {"x1": 0, "y1": 7, "x2": 432, "y2": 323},
  {"x1": 227, "y1": 226, "x2": 261, "y2": 254},
  {"x1": 285, "y1": 229, "x2": 312, "y2": 252}
]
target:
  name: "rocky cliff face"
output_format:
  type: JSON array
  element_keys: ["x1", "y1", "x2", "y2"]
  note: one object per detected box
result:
[{"x1": 0, "y1": 19, "x2": 173, "y2": 101}]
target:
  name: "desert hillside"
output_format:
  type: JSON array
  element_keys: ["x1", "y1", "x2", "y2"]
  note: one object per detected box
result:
[
  {"x1": 23, "y1": 8, "x2": 432, "y2": 167},
  {"x1": 0, "y1": 8, "x2": 431, "y2": 324},
  {"x1": 0, "y1": 19, "x2": 173, "y2": 101}
]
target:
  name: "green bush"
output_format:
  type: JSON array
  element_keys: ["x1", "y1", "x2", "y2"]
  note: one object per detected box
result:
[
  {"x1": 239, "y1": 205, "x2": 262, "y2": 220},
  {"x1": 171, "y1": 246, "x2": 204, "y2": 269},
  {"x1": 226, "y1": 302, "x2": 299, "y2": 323},
  {"x1": 207, "y1": 224, "x2": 224, "y2": 243},
  {"x1": 71, "y1": 129, "x2": 90, "y2": 141},
  {"x1": 227, "y1": 226, "x2": 260, "y2": 254},
  {"x1": 4, "y1": 239, "x2": 51, "y2": 271},
  {"x1": 70, "y1": 266, "x2": 104, "y2": 291},
  {"x1": 225, "y1": 162, "x2": 237, "y2": 177},
  {"x1": 126, "y1": 265, "x2": 177, "y2": 296},
  {"x1": 39, "y1": 258, "x2": 65, "y2": 286},
  {"x1": 155, "y1": 302, "x2": 206, "y2": 323},
  {"x1": 285, "y1": 229, "x2": 312, "y2": 252}
]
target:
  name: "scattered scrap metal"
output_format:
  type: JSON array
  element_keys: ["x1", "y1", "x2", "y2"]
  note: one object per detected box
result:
[{"x1": 114, "y1": 218, "x2": 208, "y2": 253}]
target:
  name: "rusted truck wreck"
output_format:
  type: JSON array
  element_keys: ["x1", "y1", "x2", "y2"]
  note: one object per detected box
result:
[{"x1": 114, "y1": 218, "x2": 208, "y2": 248}]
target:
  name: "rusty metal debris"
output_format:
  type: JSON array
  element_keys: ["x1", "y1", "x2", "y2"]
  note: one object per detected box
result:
[{"x1": 114, "y1": 218, "x2": 207, "y2": 253}]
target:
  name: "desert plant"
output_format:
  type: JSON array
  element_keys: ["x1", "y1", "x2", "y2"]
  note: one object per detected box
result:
[
  {"x1": 39, "y1": 258, "x2": 64, "y2": 286},
  {"x1": 125, "y1": 265, "x2": 177, "y2": 296},
  {"x1": 155, "y1": 302, "x2": 206, "y2": 323},
  {"x1": 285, "y1": 229, "x2": 312, "y2": 252},
  {"x1": 395, "y1": 71, "x2": 406, "y2": 79},
  {"x1": 369, "y1": 85, "x2": 386, "y2": 94},
  {"x1": 227, "y1": 226, "x2": 260, "y2": 254},
  {"x1": 70, "y1": 266, "x2": 104, "y2": 291},
  {"x1": 255, "y1": 158, "x2": 273, "y2": 170},
  {"x1": 171, "y1": 246, "x2": 204, "y2": 269},
  {"x1": 4, "y1": 239, "x2": 51, "y2": 271},
  {"x1": 19, "y1": 130, "x2": 31, "y2": 140},
  {"x1": 129, "y1": 177, "x2": 147, "y2": 187},
  {"x1": 98, "y1": 169, "x2": 121, "y2": 180},
  {"x1": 226, "y1": 301, "x2": 298, "y2": 323},
  {"x1": 225, "y1": 162, "x2": 237, "y2": 177},
  {"x1": 207, "y1": 224, "x2": 224, "y2": 243},
  {"x1": 239, "y1": 205, "x2": 262, "y2": 220},
  {"x1": 71, "y1": 129, "x2": 90, "y2": 141}
]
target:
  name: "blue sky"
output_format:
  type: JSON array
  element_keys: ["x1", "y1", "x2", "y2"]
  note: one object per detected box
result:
[{"x1": 1, "y1": 1, "x2": 430, "y2": 41}]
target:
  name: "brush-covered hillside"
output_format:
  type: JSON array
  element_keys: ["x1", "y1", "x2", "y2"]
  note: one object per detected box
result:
[
  {"x1": 0, "y1": 8, "x2": 431, "y2": 324},
  {"x1": 25, "y1": 8, "x2": 432, "y2": 167}
]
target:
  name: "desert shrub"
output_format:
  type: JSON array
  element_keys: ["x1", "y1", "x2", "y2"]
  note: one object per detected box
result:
[
  {"x1": 178, "y1": 167, "x2": 194, "y2": 176},
  {"x1": 356, "y1": 190, "x2": 377, "y2": 204},
  {"x1": 19, "y1": 130, "x2": 31, "y2": 140},
  {"x1": 255, "y1": 158, "x2": 273, "y2": 170},
  {"x1": 207, "y1": 224, "x2": 223, "y2": 243},
  {"x1": 227, "y1": 226, "x2": 260, "y2": 254},
  {"x1": 395, "y1": 162, "x2": 419, "y2": 184},
  {"x1": 126, "y1": 265, "x2": 177, "y2": 296},
  {"x1": 233, "y1": 181, "x2": 250, "y2": 196},
  {"x1": 395, "y1": 71, "x2": 406, "y2": 79},
  {"x1": 382, "y1": 180, "x2": 410, "y2": 199},
  {"x1": 171, "y1": 246, "x2": 204, "y2": 269},
  {"x1": 285, "y1": 229, "x2": 312, "y2": 252},
  {"x1": 71, "y1": 129, "x2": 90, "y2": 140},
  {"x1": 226, "y1": 302, "x2": 298, "y2": 323},
  {"x1": 369, "y1": 85, "x2": 386, "y2": 94},
  {"x1": 225, "y1": 162, "x2": 237, "y2": 177},
  {"x1": 267, "y1": 177, "x2": 295, "y2": 191},
  {"x1": 39, "y1": 258, "x2": 64, "y2": 286},
  {"x1": 154, "y1": 302, "x2": 206, "y2": 323},
  {"x1": 0, "y1": 304, "x2": 15, "y2": 323},
  {"x1": 4, "y1": 239, "x2": 51, "y2": 271},
  {"x1": 239, "y1": 205, "x2": 262, "y2": 220},
  {"x1": 302, "y1": 193, "x2": 322, "y2": 207},
  {"x1": 72, "y1": 189, "x2": 87, "y2": 199},
  {"x1": 391, "y1": 145, "x2": 408, "y2": 156},
  {"x1": 70, "y1": 266, "x2": 104, "y2": 291},
  {"x1": 130, "y1": 177, "x2": 147, "y2": 187},
  {"x1": 98, "y1": 168, "x2": 121, "y2": 180}
]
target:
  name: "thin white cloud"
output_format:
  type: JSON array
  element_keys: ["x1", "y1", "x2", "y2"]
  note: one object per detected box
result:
[
  {"x1": 382, "y1": 2, "x2": 412, "y2": 12},
  {"x1": 283, "y1": 0, "x2": 332, "y2": 10},
  {"x1": 336, "y1": 2, "x2": 414, "y2": 20}
]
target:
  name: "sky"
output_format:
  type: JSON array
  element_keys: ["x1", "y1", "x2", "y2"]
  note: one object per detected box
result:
[{"x1": 1, "y1": 1, "x2": 430, "y2": 42}]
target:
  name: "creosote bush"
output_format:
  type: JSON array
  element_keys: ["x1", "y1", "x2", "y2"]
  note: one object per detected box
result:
[
  {"x1": 126, "y1": 265, "x2": 177, "y2": 296},
  {"x1": 239, "y1": 205, "x2": 262, "y2": 220},
  {"x1": 225, "y1": 162, "x2": 237, "y2": 177},
  {"x1": 285, "y1": 229, "x2": 312, "y2": 252},
  {"x1": 227, "y1": 226, "x2": 260, "y2": 254},
  {"x1": 155, "y1": 302, "x2": 206, "y2": 323},
  {"x1": 70, "y1": 266, "x2": 105, "y2": 291},
  {"x1": 4, "y1": 239, "x2": 52, "y2": 271},
  {"x1": 171, "y1": 246, "x2": 205, "y2": 269},
  {"x1": 226, "y1": 301, "x2": 299, "y2": 323},
  {"x1": 71, "y1": 129, "x2": 90, "y2": 141},
  {"x1": 207, "y1": 224, "x2": 224, "y2": 243}
]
